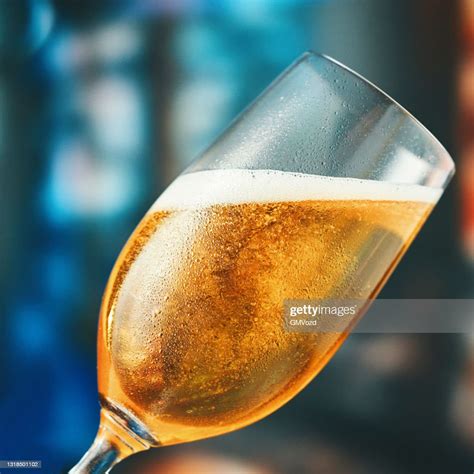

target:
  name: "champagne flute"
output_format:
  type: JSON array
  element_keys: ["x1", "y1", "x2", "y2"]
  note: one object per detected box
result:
[{"x1": 70, "y1": 52, "x2": 454, "y2": 473}]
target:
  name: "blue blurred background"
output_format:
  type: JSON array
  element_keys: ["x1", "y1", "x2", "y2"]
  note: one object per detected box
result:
[{"x1": 0, "y1": 0, "x2": 473, "y2": 473}]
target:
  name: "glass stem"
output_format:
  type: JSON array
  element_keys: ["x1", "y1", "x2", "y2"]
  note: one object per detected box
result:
[
  {"x1": 69, "y1": 409, "x2": 149, "y2": 474},
  {"x1": 69, "y1": 432, "x2": 122, "y2": 474}
]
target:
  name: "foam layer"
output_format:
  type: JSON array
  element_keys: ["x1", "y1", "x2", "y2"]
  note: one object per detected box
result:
[{"x1": 151, "y1": 169, "x2": 442, "y2": 211}]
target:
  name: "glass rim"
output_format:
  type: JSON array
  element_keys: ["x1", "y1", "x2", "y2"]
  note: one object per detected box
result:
[{"x1": 303, "y1": 50, "x2": 455, "y2": 175}]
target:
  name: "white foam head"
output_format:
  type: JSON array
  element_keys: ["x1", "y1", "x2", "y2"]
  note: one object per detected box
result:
[{"x1": 151, "y1": 169, "x2": 442, "y2": 211}]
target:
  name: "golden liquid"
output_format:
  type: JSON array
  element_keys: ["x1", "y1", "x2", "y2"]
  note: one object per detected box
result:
[{"x1": 98, "y1": 198, "x2": 432, "y2": 445}]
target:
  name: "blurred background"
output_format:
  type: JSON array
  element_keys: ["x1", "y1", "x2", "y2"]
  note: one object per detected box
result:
[{"x1": 0, "y1": 0, "x2": 473, "y2": 473}]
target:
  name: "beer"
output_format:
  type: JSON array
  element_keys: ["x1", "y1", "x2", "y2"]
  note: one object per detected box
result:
[{"x1": 98, "y1": 169, "x2": 439, "y2": 446}]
